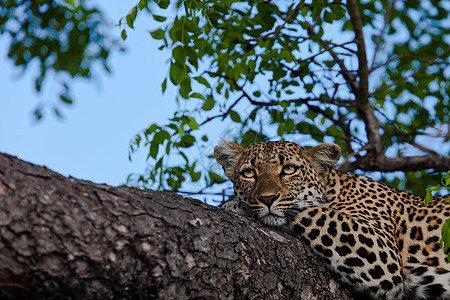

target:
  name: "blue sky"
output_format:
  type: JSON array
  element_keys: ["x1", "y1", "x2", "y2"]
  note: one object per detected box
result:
[
  {"x1": 0, "y1": 1, "x2": 178, "y2": 186},
  {"x1": 0, "y1": 1, "x2": 349, "y2": 194}
]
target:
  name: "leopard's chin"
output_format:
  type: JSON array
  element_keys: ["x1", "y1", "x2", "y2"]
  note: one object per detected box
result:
[{"x1": 260, "y1": 214, "x2": 287, "y2": 227}]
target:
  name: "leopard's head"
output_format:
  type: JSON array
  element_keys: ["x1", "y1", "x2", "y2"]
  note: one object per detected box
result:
[{"x1": 214, "y1": 141, "x2": 341, "y2": 226}]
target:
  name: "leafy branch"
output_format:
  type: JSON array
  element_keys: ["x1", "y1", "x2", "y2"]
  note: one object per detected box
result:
[
  {"x1": 372, "y1": 46, "x2": 450, "y2": 95},
  {"x1": 121, "y1": 0, "x2": 450, "y2": 195}
]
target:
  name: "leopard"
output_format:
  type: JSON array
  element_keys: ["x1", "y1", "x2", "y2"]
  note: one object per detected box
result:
[{"x1": 214, "y1": 140, "x2": 450, "y2": 300}]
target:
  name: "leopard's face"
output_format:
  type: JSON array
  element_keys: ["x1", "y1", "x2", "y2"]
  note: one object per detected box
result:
[{"x1": 214, "y1": 141, "x2": 341, "y2": 227}]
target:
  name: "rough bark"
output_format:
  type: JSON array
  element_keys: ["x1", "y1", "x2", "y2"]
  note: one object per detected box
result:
[{"x1": 0, "y1": 153, "x2": 353, "y2": 299}]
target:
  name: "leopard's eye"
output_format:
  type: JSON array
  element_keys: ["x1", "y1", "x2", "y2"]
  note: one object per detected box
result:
[
  {"x1": 241, "y1": 169, "x2": 256, "y2": 178},
  {"x1": 282, "y1": 165, "x2": 298, "y2": 175}
]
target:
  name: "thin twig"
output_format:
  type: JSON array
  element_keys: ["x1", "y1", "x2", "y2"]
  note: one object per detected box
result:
[
  {"x1": 305, "y1": 103, "x2": 355, "y2": 153},
  {"x1": 369, "y1": 0, "x2": 396, "y2": 70},
  {"x1": 186, "y1": 94, "x2": 245, "y2": 134},
  {"x1": 370, "y1": 54, "x2": 450, "y2": 73},
  {"x1": 407, "y1": 142, "x2": 439, "y2": 156},
  {"x1": 249, "y1": 96, "x2": 353, "y2": 107},
  {"x1": 306, "y1": 22, "x2": 358, "y2": 94},
  {"x1": 246, "y1": 0, "x2": 305, "y2": 42},
  {"x1": 335, "y1": 145, "x2": 372, "y2": 171}
]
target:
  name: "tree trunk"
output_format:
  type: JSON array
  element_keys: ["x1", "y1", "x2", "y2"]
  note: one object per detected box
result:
[{"x1": 0, "y1": 153, "x2": 353, "y2": 299}]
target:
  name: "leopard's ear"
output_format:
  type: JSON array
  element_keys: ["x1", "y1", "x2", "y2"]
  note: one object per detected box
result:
[
  {"x1": 304, "y1": 143, "x2": 341, "y2": 173},
  {"x1": 214, "y1": 141, "x2": 244, "y2": 179}
]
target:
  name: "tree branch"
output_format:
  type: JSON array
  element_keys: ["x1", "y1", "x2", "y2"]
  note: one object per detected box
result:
[
  {"x1": 347, "y1": 0, "x2": 384, "y2": 155},
  {"x1": 248, "y1": 96, "x2": 352, "y2": 107},
  {"x1": 247, "y1": 96, "x2": 355, "y2": 152},
  {"x1": 338, "y1": 152, "x2": 450, "y2": 173},
  {"x1": 336, "y1": 145, "x2": 373, "y2": 172},
  {"x1": 0, "y1": 152, "x2": 354, "y2": 299},
  {"x1": 329, "y1": 41, "x2": 358, "y2": 54},
  {"x1": 188, "y1": 94, "x2": 245, "y2": 133},
  {"x1": 406, "y1": 141, "x2": 439, "y2": 156},
  {"x1": 304, "y1": 103, "x2": 355, "y2": 153},
  {"x1": 206, "y1": 71, "x2": 353, "y2": 109},
  {"x1": 306, "y1": 22, "x2": 358, "y2": 95},
  {"x1": 294, "y1": 41, "x2": 357, "y2": 68}
]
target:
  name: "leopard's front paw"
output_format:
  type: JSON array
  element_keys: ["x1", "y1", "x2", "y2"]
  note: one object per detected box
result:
[{"x1": 221, "y1": 200, "x2": 252, "y2": 217}]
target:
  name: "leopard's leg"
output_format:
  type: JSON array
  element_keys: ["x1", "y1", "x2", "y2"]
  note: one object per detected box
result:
[
  {"x1": 221, "y1": 200, "x2": 253, "y2": 217},
  {"x1": 289, "y1": 206, "x2": 404, "y2": 300}
]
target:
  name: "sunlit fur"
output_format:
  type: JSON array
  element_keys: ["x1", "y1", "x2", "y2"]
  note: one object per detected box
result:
[
  {"x1": 216, "y1": 141, "x2": 335, "y2": 226},
  {"x1": 215, "y1": 140, "x2": 450, "y2": 300}
]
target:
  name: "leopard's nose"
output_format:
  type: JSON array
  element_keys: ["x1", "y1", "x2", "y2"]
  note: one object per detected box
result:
[{"x1": 258, "y1": 194, "x2": 279, "y2": 208}]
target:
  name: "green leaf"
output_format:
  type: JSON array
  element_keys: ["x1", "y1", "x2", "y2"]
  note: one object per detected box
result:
[
  {"x1": 191, "y1": 171, "x2": 201, "y2": 182},
  {"x1": 323, "y1": 10, "x2": 334, "y2": 24},
  {"x1": 304, "y1": 83, "x2": 314, "y2": 92},
  {"x1": 229, "y1": 110, "x2": 241, "y2": 123},
  {"x1": 187, "y1": 117, "x2": 199, "y2": 130},
  {"x1": 424, "y1": 185, "x2": 442, "y2": 206},
  {"x1": 444, "y1": 173, "x2": 450, "y2": 187},
  {"x1": 144, "y1": 123, "x2": 158, "y2": 136},
  {"x1": 150, "y1": 29, "x2": 165, "y2": 40},
  {"x1": 323, "y1": 60, "x2": 336, "y2": 68},
  {"x1": 126, "y1": 6, "x2": 138, "y2": 29},
  {"x1": 59, "y1": 94, "x2": 73, "y2": 105},
  {"x1": 179, "y1": 134, "x2": 196, "y2": 148},
  {"x1": 157, "y1": 0, "x2": 170, "y2": 9},
  {"x1": 305, "y1": 109, "x2": 318, "y2": 120},
  {"x1": 209, "y1": 171, "x2": 225, "y2": 185},
  {"x1": 162, "y1": 78, "x2": 167, "y2": 93},
  {"x1": 33, "y1": 107, "x2": 43, "y2": 120},
  {"x1": 165, "y1": 141, "x2": 172, "y2": 154},
  {"x1": 153, "y1": 15, "x2": 167, "y2": 22},
  {"x1": 194, "y1": 76, "x2": 211, "y2": 88},
  {"x1": 440, "y1": 218, "x2": 450, "y2": 262},
  {"x1": 172, "y1": 46, "x2": 186, "y2": 62},
  {"x1": 202, "y1": 98, "x2": 215, "y2": 111},
  {"x1": 190, "y1": 92, "x2": 204, "y2": 99},
  {"x1": 153, "y1": 129, "x2": 169, "y2": 144},
  {"x1": 178, "y1": 124, "x2": 185, "y2": 136},
  {"x1": 155, "y1": 157, "x2": 163, "y2": 169},
  {"x1": 149, "y1": 142, "x2": 159, "y2": 159},
  {"x1": 138, "y1": 0, "x2": 147, "y2": 10},
  {"x1": 121, "y1": 29, "x2": 127, "y2": 41},
  {"x1": 241, "y1": 130, "x2": 267, "y2": 148},
  {"x1": 330, "y1": 5, "x2": 346, "y2": 20},
  {"x1": 179, "y1": 78, "x2": 192, "y2": 99},
  {"x1": 425, "y1": 190, "x2": 433, "y2": 206},
  {"x1": 169, "y1": 62, "x2": 185, "y2": 85},
  {"x1": 342, "y1": 19, "x2": 353, "y2": 31}
]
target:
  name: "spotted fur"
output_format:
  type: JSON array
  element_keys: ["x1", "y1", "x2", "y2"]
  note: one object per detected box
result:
[{"x1": 214, "y1": 140, "x2": 450, "y2": 300}]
